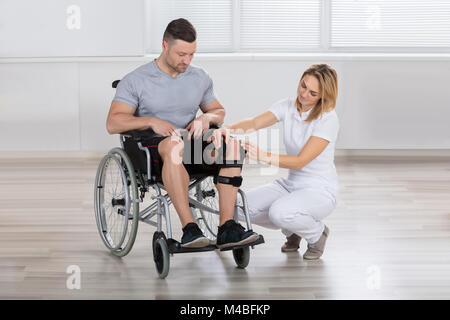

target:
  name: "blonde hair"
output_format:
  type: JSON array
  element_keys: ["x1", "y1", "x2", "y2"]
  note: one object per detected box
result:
[{"x1": 295, "y1": 64, "x2": 338, "y2": 122}]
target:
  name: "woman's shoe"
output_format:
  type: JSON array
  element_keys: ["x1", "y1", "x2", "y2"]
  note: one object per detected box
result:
[
  {"x1": 303, "y1": 225, "x2": 329, "y2": 260},
  {"x1": 281, "y1": 233, "x2": 302, "y2": 252}
]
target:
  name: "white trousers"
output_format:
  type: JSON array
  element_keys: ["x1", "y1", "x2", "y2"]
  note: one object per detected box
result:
[{"x1": 236, "y1": 178, "x2": 336, "y2": 244}]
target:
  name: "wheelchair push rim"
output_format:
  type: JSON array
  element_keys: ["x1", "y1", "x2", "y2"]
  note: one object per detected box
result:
[{"x1": 94, "y1": 147, "x2": 139, "y2": 257}]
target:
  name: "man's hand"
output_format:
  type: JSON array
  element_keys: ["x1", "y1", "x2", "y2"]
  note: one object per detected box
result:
[
  {"x1": 185, "y1": 114, "x2": 211, "y2": 140},
  {"x1": 151, "y1": 118, "x2": 180, "y2": 137}
]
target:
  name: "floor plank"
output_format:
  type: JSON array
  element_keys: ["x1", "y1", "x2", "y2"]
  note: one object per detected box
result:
[{"x1": 0, "y1": 154, "x2": 449, "y2": 299}]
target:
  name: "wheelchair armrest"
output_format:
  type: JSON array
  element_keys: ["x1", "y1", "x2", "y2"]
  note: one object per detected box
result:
[
  {"x1": 120, "y1": 125, "x2": 221, "y2": 142},
  {"x1": 120, "y1": 130, "x2": 155, "y2": 142}
]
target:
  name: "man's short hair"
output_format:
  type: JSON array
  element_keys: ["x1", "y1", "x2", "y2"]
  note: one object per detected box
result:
[{"x1": 163, "y1": 18, "x2": 197, "y2": 43}]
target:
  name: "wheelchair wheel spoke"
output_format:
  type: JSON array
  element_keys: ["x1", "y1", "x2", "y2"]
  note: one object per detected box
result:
[
  {"x1": 192, "y1": 176, "x2": 220, "y2": 240},
  {"x1": 108, "y1": 211, "x2": 118, "y2": 236},
  {"x1": 107, "y1": 161, "x2": 117, "y2": 195},
  {"x1": 102, "y1": 158, "x2": 128, "y2": 246}
]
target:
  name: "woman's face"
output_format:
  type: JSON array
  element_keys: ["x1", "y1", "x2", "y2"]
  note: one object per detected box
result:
[{"x1": 297, "y1": 74, "x2": 321, "y2": 109}]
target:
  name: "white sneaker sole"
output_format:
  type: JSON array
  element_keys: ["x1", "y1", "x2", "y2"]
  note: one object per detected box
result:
[
  {"x1": 216, "y1": 233, "x2": 259, "y2": 249},
  {"x1": 181, "y1": 236, "x2": 210, "y2": 248},
  {"x1": 303, "y1": 253, "x2": 323, "y2": 260}
]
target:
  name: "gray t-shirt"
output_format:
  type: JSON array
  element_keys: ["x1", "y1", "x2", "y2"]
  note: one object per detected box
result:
[{"x1": 112, "y1": 60, "x2": 216, "y2": 130}]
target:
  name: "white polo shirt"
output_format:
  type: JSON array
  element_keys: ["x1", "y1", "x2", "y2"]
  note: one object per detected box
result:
[{"x1": 268, "y1": 98, "x2": 340, "y2": 198}]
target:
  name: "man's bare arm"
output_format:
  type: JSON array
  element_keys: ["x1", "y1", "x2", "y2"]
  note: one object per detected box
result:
[
  {"x1": 107, "y1": 101, "x2": 179, "y2": 136},
  {"x1": 106, "y1": 101, "x2": 154, "y2": 134},
  {"x1": 199, "y1": 99, "x2": 226, "y2": 126}
]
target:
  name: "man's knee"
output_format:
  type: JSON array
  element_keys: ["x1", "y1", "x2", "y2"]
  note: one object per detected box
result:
[
  {"x1": 224, "y1": 138, "x2": 242, "y2": 161},
  {"x1": 214, "y1": 137, "x2": 245, "y2": 170},
  {"x1": 158, "y1": 136, "x2": 184, "y2": 164},
  {"x1": 212, "y1": 137, "x2": 244, "y2": 187}
]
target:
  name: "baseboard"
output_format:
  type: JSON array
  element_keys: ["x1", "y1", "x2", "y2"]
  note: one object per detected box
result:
[
  {"x1": 1, "y1": 149, "x2": 449, "y2": 159},
  {"x1": 335, "y1": 149, "x2": 450, "y2": 157},
  {"x1": 0, "y1": 151, "x2": 108, "y2": 159}
]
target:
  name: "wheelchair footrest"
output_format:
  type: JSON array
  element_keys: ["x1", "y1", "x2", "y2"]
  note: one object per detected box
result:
[
  {"x1": 219, "y1": 235, "x2": 265, "y2": 252},
  {"x1": 167, "y1": 238, "x2": 217, "y2": 254}
]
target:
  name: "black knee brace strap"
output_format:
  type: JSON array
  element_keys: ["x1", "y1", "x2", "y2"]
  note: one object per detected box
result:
[
  {"x1": 216, "y1": 162, "x2": 243, "y2": 169},
  {"x1": 213, "y1": 175, "x2": 243, "y2": 187}
]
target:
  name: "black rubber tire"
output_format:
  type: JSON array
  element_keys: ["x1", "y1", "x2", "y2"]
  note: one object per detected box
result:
[
  {"x1": 153, "y1": 233, "x2": 170, "y2": 279},
  {"x1": 232, "y1": 246, "x2": 250, "y2": 269}
]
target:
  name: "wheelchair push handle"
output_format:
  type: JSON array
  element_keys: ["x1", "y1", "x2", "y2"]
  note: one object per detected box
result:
[{"x1": 112, "y1": 80, "x2": 120, "y2": 88}]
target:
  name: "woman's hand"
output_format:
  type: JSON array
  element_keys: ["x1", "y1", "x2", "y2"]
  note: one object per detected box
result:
[
  {"x1": 210, "y1": 127, "x2": 231, "y2": 149},
  {"x1": 241, "y1": 141, "x2": 269, "y2": 163}
]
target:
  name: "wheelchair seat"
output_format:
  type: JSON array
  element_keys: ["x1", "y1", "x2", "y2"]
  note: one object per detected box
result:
[{"x1": 120, "y1": 126, "x2": 221, "y2": 185}]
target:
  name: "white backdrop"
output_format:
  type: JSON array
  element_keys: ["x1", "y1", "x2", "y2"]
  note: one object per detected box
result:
[{"x1": 0, "y1": 0, "x2": 144, "y2": 57}]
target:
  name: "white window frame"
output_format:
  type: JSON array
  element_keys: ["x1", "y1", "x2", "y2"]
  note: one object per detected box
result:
[
  {"x1": 144, "y1": 0, "x2": 450, "y2": 54},
  {"x1": 327, "y1": 0, "x2": 450, "y2": 54}
]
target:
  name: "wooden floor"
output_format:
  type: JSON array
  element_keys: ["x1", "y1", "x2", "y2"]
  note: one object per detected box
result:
[{"x1": 0, "y1": 152, "x2": 449, "y2": 300}]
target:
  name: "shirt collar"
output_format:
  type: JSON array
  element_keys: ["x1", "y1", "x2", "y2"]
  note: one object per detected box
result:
[
  {"x1": 152, "y1": 59, "x2": 190, "y2": 79},
  {"x1": 295, "y1": 106, "x2": 313, "y2": 121}
]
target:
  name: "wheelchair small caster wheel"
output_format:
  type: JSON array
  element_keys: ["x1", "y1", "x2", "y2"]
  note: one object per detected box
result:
[
  {"x1": 152, "y1": 232, "x2": 170, "y2": 279},
  {"x1": 233, "y1": 246, "x2": 250, "y2": 269}
]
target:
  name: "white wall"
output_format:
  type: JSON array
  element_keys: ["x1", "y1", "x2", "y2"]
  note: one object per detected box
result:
[
  {"x1": 1, "y1": 0, "x2": 449, "y2": 152},
  {"x1": 0, "y1": 0, "x2": 144, "y2": 57},
  {"x1": 1, "y1": 56, "x2": 450, "y2": 152}
]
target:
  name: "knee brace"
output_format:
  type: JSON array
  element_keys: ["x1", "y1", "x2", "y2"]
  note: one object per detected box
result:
[
  {"x1": 216, "y1": 161, "x2": 243, "y2": 169},
  {"x1": 213, "y1": 137, "x2": 246, "y2": 169},
  {"x1": 213, "y1": 175, "x2": 243, "y2": 187}
]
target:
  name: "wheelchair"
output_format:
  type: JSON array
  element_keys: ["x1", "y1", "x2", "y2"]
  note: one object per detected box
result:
[{"x1": 94, "y1": 80, "x2": 264, "y2": 279}]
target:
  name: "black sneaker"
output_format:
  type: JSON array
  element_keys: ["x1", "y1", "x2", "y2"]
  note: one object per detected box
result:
[
  {"x1": 181, "y1": 222, "x2": 210, "y2": 248},
  {"x1": 216, "y1": 220, "x2": 259, "y2": 249}
]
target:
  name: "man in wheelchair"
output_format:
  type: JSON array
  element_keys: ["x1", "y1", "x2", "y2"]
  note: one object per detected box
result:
[{"x1": 106, "y1": 18, "x2": 260, "y2": 249}]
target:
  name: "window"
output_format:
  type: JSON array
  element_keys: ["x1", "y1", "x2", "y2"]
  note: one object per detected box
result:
[
  {"x1": 150, "y1": 0, "x2": 233, "y2": 52},
  {"x1": 331, "y1": 0, "x2": 450, "y2": 49},
  {"x1": 239, "y1": 0, "x2": 321, "y2": 52},
  {"x1": 149, "y1": 0, "x2": 450, "y2": 53}
]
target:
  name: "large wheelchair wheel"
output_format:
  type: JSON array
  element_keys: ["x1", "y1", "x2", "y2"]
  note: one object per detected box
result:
[
  {"x1": 233, "y1": 246, "x2": 250, "y2": 269},
  {"x1": 191, "y1": 176, "x2": 220, "y2": 241},
  {"x1": 94, "y1": 147, "x2": 139, "y2": 257}
]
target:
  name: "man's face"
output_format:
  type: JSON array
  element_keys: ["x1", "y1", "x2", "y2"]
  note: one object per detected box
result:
[{"x1": 163, "y1": 39, "x2": 197, "y2": 73}]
